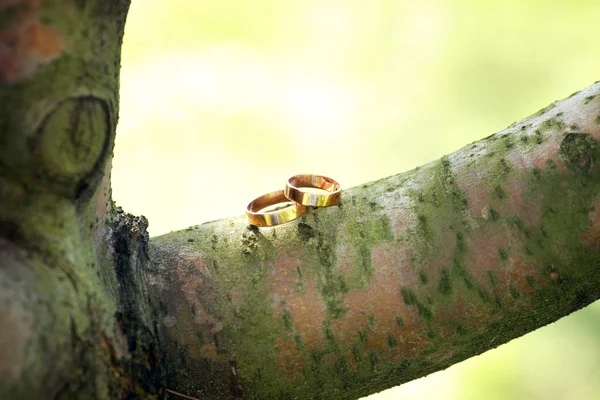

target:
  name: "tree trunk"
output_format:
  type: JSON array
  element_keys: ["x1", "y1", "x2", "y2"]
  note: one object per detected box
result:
[
  {"x1": 2, "y1": 2, "x2": 600, "y2": 400},
  {"x1": 0, "y1": 1, "x2": 164, "y2": 398}
]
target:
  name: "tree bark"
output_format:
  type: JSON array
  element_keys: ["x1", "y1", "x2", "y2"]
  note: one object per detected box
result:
[
  {"x1": 1, "y1": 2, "x2": 600, "y2": 400},
  {"x1": 0, "y1": 1, "x2": 165, "y2": 399},
  {"x1": 150, "y1": 82, "x2": 600, "y2": 399}
]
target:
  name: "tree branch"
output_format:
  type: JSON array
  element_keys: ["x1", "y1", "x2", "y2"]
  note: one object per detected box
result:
[{"x1": 150, "y1": 82, "x2": 600, "y2": 399}]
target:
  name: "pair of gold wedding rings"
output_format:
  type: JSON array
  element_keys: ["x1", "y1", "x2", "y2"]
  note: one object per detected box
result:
[{"x1": 246, "y1": 174, "x2": 342, "y2": 227}]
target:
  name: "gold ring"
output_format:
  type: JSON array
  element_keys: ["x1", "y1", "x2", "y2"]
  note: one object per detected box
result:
[
  {"x1": 246, "y1": 190, "x2": 308, "y2": 227},
  {"x1": 284, "y1": 174, "x2": 342, "y2": 207}
]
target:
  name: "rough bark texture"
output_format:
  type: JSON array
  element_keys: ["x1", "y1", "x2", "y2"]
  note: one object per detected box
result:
[
  {"x1": 0, "y1": 1, "x2": 165, "y2": 399},
  {"x1": 150, "y1": 83, "x2": 600, "y2": 399},
  {"x1": 1, "y1": 1, "x2": 600, "y2": 400}
]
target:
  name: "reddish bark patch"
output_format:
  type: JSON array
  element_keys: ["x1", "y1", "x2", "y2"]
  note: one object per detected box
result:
[
  {"x1": 176, "y1": 252, "x2": 220, "y2": 330},
  {"x1": 332, "y1": 243, "x2": 426, "y2": 359},
  {"x1": 421, "y1": 225, "x2": 458, "y2": 282},
  {"x1": 391, "y1": 211, "x2": 417, "y2": 239},
  {"x1": 269, "y1": 251, "x2": 327, "y2": 352},
  {"x1": 503, "y1": 178, "x2": 540, "y2": 227},
  {"x1": 337, "y1": 256, "x2": 354, "y2": 275},
  {"x1": 457, "y1": 166, "x2": 489, "y2": 219},
  {"x1": 273, "y1": 337, "x2": 306, "y2": 382},
  {"x1": 505, "y1": 150, "x2": 530, "y2": 172},
  {"x1": 0, "y1": 0, "x2": 65, "y2": 84},
  {"x1": 268, "y1": 251, "x2": 305, "y2": 302},
  {"x1": 467, "y1": 227, "x2": 509, "y2": 291},
  {"x1": 507, "y1": 258, "x2": 544, "y2": 297},
  {"x1": 179, "y1": 250, "x2": 212, "y2": 282},
  {"x1": 459, "y1": 167, "x2": 542, "y2": 228},
  {"x1": 159, "y1": 249, "x2": 226, "y2": 364},
  {"x1": 530, "y1": 138, "x2": 562, "y2": 171},
  {"x1": 467, "y1": 226, "x2": 543, "y2": 308},
  {"x1": 283, "y1": 280, "x2": 326, "y2": 350}
]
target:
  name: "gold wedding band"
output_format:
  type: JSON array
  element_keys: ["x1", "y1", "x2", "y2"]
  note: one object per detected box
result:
[
  {"x1": 284, "y1": 174, "x2": 342, "y2": 207},
  {"x1": 246, "y1": 190, "x2": 307, "y2": 227}
]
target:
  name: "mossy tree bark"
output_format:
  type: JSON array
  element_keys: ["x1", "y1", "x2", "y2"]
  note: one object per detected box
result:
[
  {"x1": 152, "y1": 83, "x2": 600, "y2": 400},
  {"x1": 0, "y1": 1, "x2": 164, "y2": 399},
  {"x1": 1, "y1": 2, "x2": 600, "y2": 400}
]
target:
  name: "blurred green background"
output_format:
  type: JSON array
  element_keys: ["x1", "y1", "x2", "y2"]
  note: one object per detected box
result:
[{"x1": 113, "y1": 0, "x2": 600, "y2": 398}]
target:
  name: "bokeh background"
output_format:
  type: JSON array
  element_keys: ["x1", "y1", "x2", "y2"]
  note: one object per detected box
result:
[{"x1": 113, "y1": 0, "x2": 600, "y2": 398}]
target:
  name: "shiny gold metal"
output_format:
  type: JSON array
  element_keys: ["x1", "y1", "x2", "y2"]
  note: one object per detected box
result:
[
  {"x1": 246, "y1": 190, "x2": 307, "y2": 227},
  {"x1": 284, "y1": 174, "x2": 342, "y2": 207}
]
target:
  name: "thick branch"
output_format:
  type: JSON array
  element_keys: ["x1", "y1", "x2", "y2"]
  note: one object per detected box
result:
[{"x1": 150, "y1": 82, "x2": 600, "y2": 399}]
